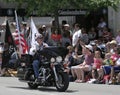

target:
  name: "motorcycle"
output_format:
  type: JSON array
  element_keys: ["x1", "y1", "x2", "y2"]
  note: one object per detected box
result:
[{"x1": 17, "y1": 46, "x2": 69, "y2": 92}]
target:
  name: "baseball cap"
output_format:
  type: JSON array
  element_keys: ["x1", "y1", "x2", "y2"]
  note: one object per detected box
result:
[
  {"x1": 110, "y1": 40, "x2": 117, "y2": 44},
  {"x1": 90, "y1": 42, "x2": 96, "y2": 46},
  {"x1": 21, "y1": 21, "x2": 27, "y2": 25},
  {"x1": 85, "y1": 44, "x2": 93, "y2": 52},
  {"x1": 64, "y1": 24, "x2": 70, "y2": 27},
  {"x1": 42, "y1": 25, "x2": 46, "y2": 28}
]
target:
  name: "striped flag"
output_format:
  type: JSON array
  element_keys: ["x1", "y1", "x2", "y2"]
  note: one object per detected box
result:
[
  {"x1": 14, "y1": 10, "x2": 28, "y2": 54},
  {"x1": 14, "y1": 29, "x2": 28, "y2": 54}
]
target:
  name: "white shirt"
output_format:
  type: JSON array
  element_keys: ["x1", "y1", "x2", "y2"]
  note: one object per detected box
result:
[
  {"x1": 29, "y1": 42, "x2": 49, "y2": 56},
  {"x1": 35, "y1": 42, "x2": 49, "y2": 51},
  {"x1": 116, "y1": 35, "x2": 120, "y2": 44},
  {"x1": 72, "y1": 29, "x2": 82, "y2": 47},
  {"x1": 98, "y1": 21, "x2": 106, "y2": 28}
]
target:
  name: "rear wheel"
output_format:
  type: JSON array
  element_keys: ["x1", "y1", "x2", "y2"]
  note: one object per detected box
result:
[
  {"x1": 55, "y1": 72, "x2": 69, "y2": 92},
  {"x1": 25, "y1": 71, "x2": 38, "y2": 89}
]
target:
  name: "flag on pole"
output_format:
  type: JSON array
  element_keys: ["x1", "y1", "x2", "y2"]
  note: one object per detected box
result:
[
  {"x1": 14, "y1": 29, "x2": 28, "y2": 54},
  {"x1": 5, "y1": 20, "x2": 16, "y2": 49},
  {"x1": 30, "y1": 17, "x2": 40, "y2": 48},
  {"x1": 14, "y1": 10, "x2": 28, "y2": 54},
  {"x1": 5, "y1": 20, "x2": 19, "y2": 59}
]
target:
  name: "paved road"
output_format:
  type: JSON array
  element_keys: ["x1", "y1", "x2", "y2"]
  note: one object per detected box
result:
[
  {"x1": 0, "y1": 30, "x2": 5, "y2": 43},
  {"x1": 0, "y1": 77, "x2": 120, "y2": 95}
]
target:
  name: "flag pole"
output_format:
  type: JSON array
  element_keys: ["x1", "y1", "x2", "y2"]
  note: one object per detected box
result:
[
  {"x1": 14, "y1": 10, "x2": 22, "y2": 57},
  {"x1": 13, "y1": 47, "x2": 19, "y2": 59}
]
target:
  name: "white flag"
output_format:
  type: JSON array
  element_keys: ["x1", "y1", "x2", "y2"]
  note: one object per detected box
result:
[{"x1": 30, "y1": 18, "x2": 40, "y2": 48}]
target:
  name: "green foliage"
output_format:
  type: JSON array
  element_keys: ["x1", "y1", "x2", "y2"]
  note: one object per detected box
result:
[
  {"x1": 4, "y1": 0, "x2": 120, "y2": 33},
  {"x1": 83, "y1": 0, "x2": 120, "y2": 11},
  {"x1": 5, "y1": 0, "x2": 120, "y2": 16}
]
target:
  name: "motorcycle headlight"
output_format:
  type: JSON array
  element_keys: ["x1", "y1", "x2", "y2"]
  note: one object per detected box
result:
[
  {"x1": 50, "y1": 57, "x2": 55, "y2": 63},
  {"x1": 21, "y1": 62, "x2": 26, "y2": 66},
  {"x1": 56, "y1": 56, "x2": 62, "y2": 63}
]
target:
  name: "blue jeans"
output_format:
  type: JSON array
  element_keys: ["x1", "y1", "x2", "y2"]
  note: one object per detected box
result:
[{"x1": 32, "y1": 60, "x2": 40, "y2": 78}]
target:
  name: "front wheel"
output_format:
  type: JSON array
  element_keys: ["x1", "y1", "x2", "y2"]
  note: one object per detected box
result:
[{"x1": 55, "y1": 72, "x2": 69, "y2": 92}]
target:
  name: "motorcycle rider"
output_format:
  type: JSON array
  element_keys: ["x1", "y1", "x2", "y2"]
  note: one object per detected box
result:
[{"x1": 30, "y1": 34, "x2": 49, "y2": 80}]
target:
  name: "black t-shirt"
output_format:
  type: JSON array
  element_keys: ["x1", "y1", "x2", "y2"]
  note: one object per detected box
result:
[{"x1": 77, "y1": 44, "x2": 82, "y2": 55}]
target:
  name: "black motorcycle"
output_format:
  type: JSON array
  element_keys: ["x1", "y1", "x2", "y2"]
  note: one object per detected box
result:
[{"x1": 17, "y1": 46, "x2": 69, "y2": 92}]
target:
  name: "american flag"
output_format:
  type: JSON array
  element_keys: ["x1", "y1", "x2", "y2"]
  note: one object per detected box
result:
[
  {"x1": 14, "y1": 10, "x2": 28, "y2": 54},
  {"x1": 13, "y1": 29, "x2": 28, "y2": 54}
]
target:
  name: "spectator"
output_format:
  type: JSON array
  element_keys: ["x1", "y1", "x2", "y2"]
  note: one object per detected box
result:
[
  {"x1": 90, "y1": 41, "x2": 104, "y2": 58},
  {"x1": 62, "y1": 24, "x2": 72, "y2": 38},
  {"x1": 21, "y1": 22, "x2": 29, "y2": 41},
  {"x1": 81, "y1": 28, "x2": 89, "y2": 44},
  {"x1": 88, "y1": 27, "x2": 97, "y2": 41},
  {"x1": 1, "y1": 43, "x2": 11, "y2": 76},
  {"x1": 117, "y1": 72, "x2": 120, "y2": 84},
  {"x1": 51, "y1": 29, "x2": 62, "y2": 46},
  {"x1": 88, "y1": 50, "x2": 103, "y2": 83},
  {"x1": 102, "y1": 27, "x2": 112, "y2": 43},
  {"x1": 38, "y1": 26, "x2": 43, "y2": 34},
  {"x1": 63, "y1": 45, "x2": 74, "y2": 73},
  {"x1": 42, "y1": 25, "x2": 49, "y2": 43},
  {"x1": 109, "y1": 40, "x2": 117, "y2": 54},
  {"x1": 70, "y1": 46, "x2": 85, "y2": 80},
  {"x1": 72, "y1": 23, "x2": 82, "y2": 47},
  {"x1": 101, "y1": 47, "x2": 120, "y2": 84},
  {"x1": 97, "y1": 17, "x2": 107, "y2": 38},
  {"x1": 115, "y1": 30, "x2": 120, "y2": 44},
  {"x1": 71, "y1": 45, "x2": 94, "y2": 83},
  {"x1": 60, "y1": 32, "x2": 71, "y2": 47}
]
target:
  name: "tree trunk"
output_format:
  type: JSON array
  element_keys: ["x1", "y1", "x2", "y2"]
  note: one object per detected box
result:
[{"x1": 54, "y1": 11, "x2": 61, "y2": 34}]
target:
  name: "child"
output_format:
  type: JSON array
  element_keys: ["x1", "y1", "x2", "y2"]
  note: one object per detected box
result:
[
  {"x1": 103, "y1": 53, "x2": 114, "y2": 66},
  {"x1": 63, "y1": 45, "x2": 74, "y2": 73},
  {"x1": 88, "y1": 51, "x2": 103, "y2": 83},
  {"x1": 114, "y1": 58, "x2": 120, "y2": 84},
  {"x1": 93, "y1": 51, "x2": 103, "y2": 70},
  {"x1": 109, "y1": 48, "x2": 120, "y2": 84},
  {"x1": 102, "y1": 49, "x2": 119, "y2": 84},
  {"x1": 102, "y1": 53, "x2": 114, "y2": 84}
]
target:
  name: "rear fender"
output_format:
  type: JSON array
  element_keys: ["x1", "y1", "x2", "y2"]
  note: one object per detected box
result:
[{"x1": 24, "y1": 69, "x2": 34, "y2": 80}]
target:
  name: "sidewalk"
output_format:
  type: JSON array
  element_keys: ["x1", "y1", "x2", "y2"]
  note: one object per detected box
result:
[{"x1": 4, "y1": 69, "x2": 17, "y2": 77}]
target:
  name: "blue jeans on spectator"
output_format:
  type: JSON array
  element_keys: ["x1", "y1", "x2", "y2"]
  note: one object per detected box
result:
[{"x1": 32, "y1": 60, "x2": 40, "y2": 78}]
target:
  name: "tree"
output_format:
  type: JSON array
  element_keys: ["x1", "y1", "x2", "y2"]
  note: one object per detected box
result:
[{"x1": 5, "y1": 0, "x2": 120, "y2": 33}]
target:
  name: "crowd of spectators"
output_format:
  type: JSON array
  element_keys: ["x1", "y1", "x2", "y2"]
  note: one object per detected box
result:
[
  {"x1": 0, "y1": 17, "x2": 120, "y2": 85},
  {"x1": 58, "y1": 18, "x2": 120, "y2": 85}
]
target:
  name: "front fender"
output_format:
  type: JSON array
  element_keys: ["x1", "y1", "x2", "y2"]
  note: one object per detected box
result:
[{"x1": 55, "y1": 65, "x2": 64, "y2": 73}]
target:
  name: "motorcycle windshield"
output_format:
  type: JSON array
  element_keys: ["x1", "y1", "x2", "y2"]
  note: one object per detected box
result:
[{"x1": 39, "y1": 46, "x2": 68, "y2": 59}]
